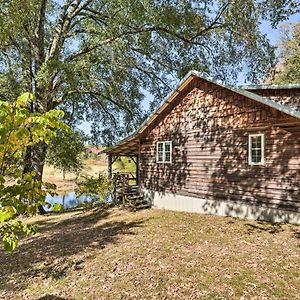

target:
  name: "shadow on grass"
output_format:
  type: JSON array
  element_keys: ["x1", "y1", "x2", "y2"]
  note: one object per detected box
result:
[
  {"x1": 37, "y1": 295, "x2": 67, "y2": 300},
  {"x1": 0, "y1": 207, "x2": 145, "y2": 293},
  {"x1": 244, "y1": 221, "x2": 284, "y2": 234},
  {"x1": 292, "y1": 229, "x2": 300, "y2": 239}
]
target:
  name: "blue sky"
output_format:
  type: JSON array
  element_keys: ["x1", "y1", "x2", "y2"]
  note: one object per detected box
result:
[
  {"x1": 78, "y1": 14, "x2": 300, "y2": 134},
  {"x1": 261, "y1": 13, "x2": 300, "y2": 45}
]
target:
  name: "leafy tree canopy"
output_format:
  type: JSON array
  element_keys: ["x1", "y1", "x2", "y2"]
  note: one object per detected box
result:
[
  {"x1": 46, "y1": 129, "x2": 86, "y2": 178},
  {"x1": 0, "y1": 0, "x2": 299, "y2": 145},
  {"x1": 273, "y1": 22, "x2": 300, "y2": 83}
]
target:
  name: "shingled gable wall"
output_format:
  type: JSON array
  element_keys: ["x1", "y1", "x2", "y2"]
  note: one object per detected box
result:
[
  {"x1": 247, "y1": 88, "x2": 300, "y2": 111},
  {"x1": 139, "y1": 77, "x2": 300, "y2": 223}
]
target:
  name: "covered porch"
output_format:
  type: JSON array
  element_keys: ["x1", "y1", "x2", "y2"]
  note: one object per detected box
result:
[
  {"x1": 104, "y1": 135, "x2": 148, "y2": 209},
  {"x1": 105, "y1": 134, "x2": 140, "y2": 184}
]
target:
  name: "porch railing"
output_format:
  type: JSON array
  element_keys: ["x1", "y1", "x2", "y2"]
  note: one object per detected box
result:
[{"x1": 112, "y1": 172, "x2": 137, "y2": 204}]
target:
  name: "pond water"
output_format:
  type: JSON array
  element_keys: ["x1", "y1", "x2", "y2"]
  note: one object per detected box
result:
[{"x1": 45, "y1": 192, "x2": 112, "y2": 211}]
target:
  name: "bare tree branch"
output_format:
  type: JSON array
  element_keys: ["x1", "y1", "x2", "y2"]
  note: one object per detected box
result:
[
  {"x1": 46, "y1": 0, "x2": 75, "y2": 61},
  {"x1": 191, "y1": 2, "x2": 230, "y2": 40},
  {"x1": 132, "y1": 65, "x2": 171, "y2": 90},
  {"x1": 64, "y1": 23, "x2": 222, "y2": 63},
  {"x1": 54, "y1": 89, "x2": 133, "y2": 118},
  {"x1": 89, "y1": 94, "x2": 118, "y2": 128}
]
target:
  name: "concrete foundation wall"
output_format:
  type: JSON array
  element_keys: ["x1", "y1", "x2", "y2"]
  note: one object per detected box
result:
[{"x1": 142, "y1": 189, "x2": 300, "y2": 224}]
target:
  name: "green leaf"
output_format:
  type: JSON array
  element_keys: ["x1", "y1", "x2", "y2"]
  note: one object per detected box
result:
[
  {"x1": 0, "y1": 206, "x2": 17, "y2": 222},
  {"x1": 16, "y1": 92, "x2": 34, "y2": 107},
  {"x1": 3, "y1": 235, "x2": 18, "y2": 252},
  {"x1": 52, "y1": 203, "x2": 64, "y2": 212}
]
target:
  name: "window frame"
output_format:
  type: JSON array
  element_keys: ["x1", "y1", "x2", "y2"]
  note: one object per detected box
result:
[
  {"x1": 156, "y1": 141, "x2": 164, "y2": 163},
  {"x1": 248, "y1": 133, "x2": 265, "y2": 166},
  {"x1": 156, "y1": 141, "x2": 172, "y2": 164}
]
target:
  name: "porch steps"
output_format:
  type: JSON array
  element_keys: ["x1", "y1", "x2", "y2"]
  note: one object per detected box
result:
[
  {"x1": 125, "y1": 190, "x2": 151, "y2": 211},
  {"x1": 113, "y1": 186, "x2": 150, "y2": 210},
  {"x1": 112, "y1": 173, "x2": 150, "y2": 210}
]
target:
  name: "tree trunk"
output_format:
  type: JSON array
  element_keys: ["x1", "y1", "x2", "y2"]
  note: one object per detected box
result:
[{"x1": 23, "y1": 142, "x2": 48, "y2": 214}]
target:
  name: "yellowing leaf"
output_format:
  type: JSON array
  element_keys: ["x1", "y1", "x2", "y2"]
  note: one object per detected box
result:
[{"x1": 0, "y1": 206, "x2": 17, "y2": 222}]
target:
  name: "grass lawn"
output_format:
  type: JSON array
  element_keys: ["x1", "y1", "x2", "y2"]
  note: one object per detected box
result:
[{"x1": 0, "y1": 208, "x2": 299, "y2": 299}]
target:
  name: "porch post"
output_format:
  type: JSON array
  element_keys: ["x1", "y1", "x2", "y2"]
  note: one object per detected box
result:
[
  {"x1": 108, "y1": 153, "x2": 113, "y2": 178},
  {"x1": 136, "y1": 155, "x2": 139, "y2": 185}
]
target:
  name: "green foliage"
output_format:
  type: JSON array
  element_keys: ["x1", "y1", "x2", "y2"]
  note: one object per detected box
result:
[
  {"x1": 113, "y1": 157, "x2": 136, "y2": 173},
  {"x1": 75, "y1": 173, "x2": 113, "y2": 205},
  {"x1": 46, "y1": 129, "x2": 86, "y2": 179},
  {"x1": 1, "y1": 221, "x2": 37, "y2": 252},
  {"x1": 0, "y1": 0, "x2": 298, "y2": 146},
  {"x1": 0, "y1": 206, "x2": 16, "y2": 223},
  {"x1": 0, "y1": 93, "x2": 68, "y2": 251},
  {"x1": 273, "y1": 22, "x2": 300, "y2": 83},
  {"x1": 52, "y1": 203, "x2": 64, "y2": 212}
]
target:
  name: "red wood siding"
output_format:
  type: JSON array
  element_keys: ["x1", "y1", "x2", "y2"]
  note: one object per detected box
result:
[{"x1": 139, "y1": 78, "x2": 300, "y2": 212}]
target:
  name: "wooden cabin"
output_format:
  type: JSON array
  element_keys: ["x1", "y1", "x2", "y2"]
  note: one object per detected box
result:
[{"x1": 106, "y1": 71, "x2": 300, "y2": 224}]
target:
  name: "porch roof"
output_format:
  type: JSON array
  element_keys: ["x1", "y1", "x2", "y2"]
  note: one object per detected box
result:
[{"x1": 104, "y1": 133, "x2": 139, "y2": 156}]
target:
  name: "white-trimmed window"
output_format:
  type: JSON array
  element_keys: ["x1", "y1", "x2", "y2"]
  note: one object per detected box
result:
[
  {"x1": 248, "y1": 134, "x2": 264, "y2": 165},
  {"x1": 157, "y1": 141, "x2": 172, "y2": 163}
]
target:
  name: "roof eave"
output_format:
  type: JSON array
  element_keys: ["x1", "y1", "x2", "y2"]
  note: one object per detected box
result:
[{"x1": 241, "y1": 83, "x2": 300, "y2": 90}]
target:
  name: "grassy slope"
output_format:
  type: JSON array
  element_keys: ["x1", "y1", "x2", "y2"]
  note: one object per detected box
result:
[{"x1": 0, "y1": 208, "x2": 299, "y2": 299}]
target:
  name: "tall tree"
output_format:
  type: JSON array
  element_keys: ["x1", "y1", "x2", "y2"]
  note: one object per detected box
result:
[
  {"x1": 46, "y1": 129, "x2": 85, "y2": 179},
  {"x1": 0, "y1": 0, "x2": 298, "y2": 198},
  {"x1": 273, "y1": 22, "x2": 300, "y2": 83}
]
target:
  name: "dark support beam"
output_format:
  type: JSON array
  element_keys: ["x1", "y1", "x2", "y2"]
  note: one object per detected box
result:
[
  {"x1": 108, "y1": 154, "x2": 113, "y2": 179},
  {"x1": 129, "y1": 155, "x2": 139, "y2": 184},
  {"x1": 136, "y1": 155, "x2": 139, "y2": 185},
  {"x1": 108, "y1": 155, "x2": 120, "y2": 179},
  {"x1": 112, "y1": 156, "x2": 119, "y2": 164},
  {"x1": 129, "y1": 156, "x2": 137, "y2": 165}
]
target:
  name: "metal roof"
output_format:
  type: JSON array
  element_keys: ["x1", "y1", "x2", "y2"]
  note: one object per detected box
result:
[
  {"x1": 241, "y1": 83, "x2": 300, "y2": 90},
  {"x1": 105, "y1": 71, "x2": 300, "y2": 155}
]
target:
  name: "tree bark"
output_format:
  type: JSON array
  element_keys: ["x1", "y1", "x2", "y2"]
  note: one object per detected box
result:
[{"x1": 23, "y1": 142, "x2": 48, "y2": 214}]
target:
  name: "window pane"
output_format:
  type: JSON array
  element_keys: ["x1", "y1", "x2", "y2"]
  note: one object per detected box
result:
[
  {"x1": 251, "y1": 136, "x2": 261, "y2": 149},
  {"x1": 249, "y1": 135, "x2": 264, "y2": 164},
  {"x1": 157, "y1": 141, "x2": 172, "y2": 163},
  {"x1": 252, "y1": 149, "x2": 261, "y2": 156},
  {"x1": 251, "y1": 149, "x2": 262, "y2": 163},
  {"x1": 252, "y1": 155, "x2": 261, "y2": 163},
  {"x1": 256, "y1": 137, "x2": 261, "y2": 148},
  {"x1": 157, "y1": 142, "x2": 164, "y2": 162},
  {"x1": 158, "y1": 143, "x2": 163, "y2": 151},
  {"x1": 157, "y1": 152, "x2": 163, "y2": 162},
  {"x1": 165, "y1": 142, "x2": 171, "y2": 151},
  {"x1": 251, "y1": 136, "x2": 257, "y2": 148},
  {"x1": 165, "y1": 152, "x2": 171, "y2": 162}
]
